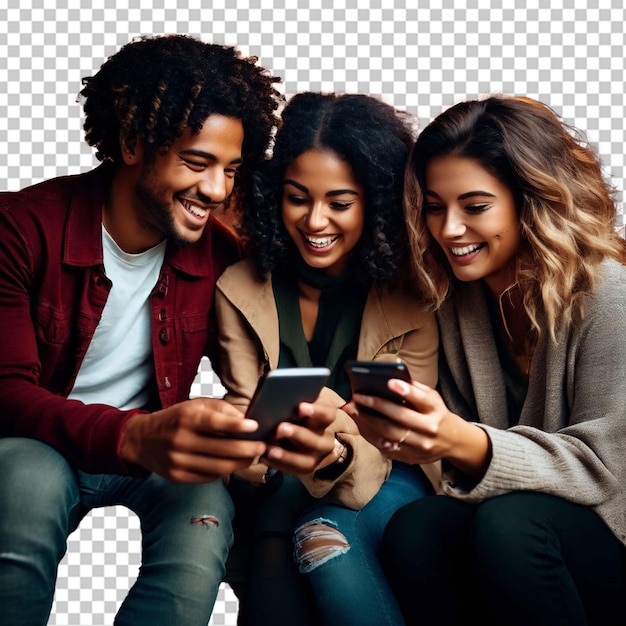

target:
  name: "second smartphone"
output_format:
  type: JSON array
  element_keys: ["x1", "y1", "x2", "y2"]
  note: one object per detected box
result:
[
  {"x1": 237, "y1": 366, "x2": 331, "y2": 441},
  {"x1": 345, "y1": 360, "x2": 411, "y2": 409}
]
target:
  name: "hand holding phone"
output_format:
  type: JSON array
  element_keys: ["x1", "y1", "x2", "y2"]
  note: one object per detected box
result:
[
  {"x1": 345, "y1": 360, "x2": 411, "y2": 416},
  {"x1": 237, "y1": 367, "x2": 331, "y2": 441}
]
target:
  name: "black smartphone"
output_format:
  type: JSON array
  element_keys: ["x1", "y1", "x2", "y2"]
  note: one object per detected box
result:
[
  {"x1": 345, "y1": 360, "x2": 411, "y2": 410},
  {"x1": 236, "y1": 367, "x2": 331, "y2": 441}
]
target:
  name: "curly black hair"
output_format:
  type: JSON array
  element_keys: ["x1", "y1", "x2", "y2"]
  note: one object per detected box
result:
[
  {"x1": 241, "y1": 91, "x2": 416, "y2": 287},
  {"x1": 80, "y1": 34, "x2": 283, "y2": 209}
]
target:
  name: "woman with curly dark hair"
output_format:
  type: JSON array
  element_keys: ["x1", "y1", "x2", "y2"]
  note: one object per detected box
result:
[
  {"x1": 216, "y1": 92, "x2": 439, "y2": 625},
  {"x1": 242, "y1": 90, "x2": 412, "y2": 284}
]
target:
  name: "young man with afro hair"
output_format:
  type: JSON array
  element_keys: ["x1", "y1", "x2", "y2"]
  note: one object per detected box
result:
[{"x1": 0, "y1": 34, "x2": 335, "y2": 626}]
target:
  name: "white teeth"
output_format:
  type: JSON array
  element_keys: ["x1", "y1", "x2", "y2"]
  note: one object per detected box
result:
[
  {"x1": 306, "y1": 235, "x2": 339, "y2": 248},
  {"x1": 181, "y1": 199, "x2": 207, "y2": 218},
  {"x1": 450, "y1": 244, "x2": 482, "y2": 256}
]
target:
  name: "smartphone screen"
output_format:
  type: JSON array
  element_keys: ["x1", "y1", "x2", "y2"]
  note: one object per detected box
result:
[{"x1": 236, "y1": 367, "x2": 331, "y2": 441}]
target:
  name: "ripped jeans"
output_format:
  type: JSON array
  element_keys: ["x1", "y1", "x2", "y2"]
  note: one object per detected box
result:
[
  {"x1": 0, "y1": 438, "x2": 234, "y2": 626},
  {"x1": 294, "y1": 462, "x2": 432, "y2": 626}
]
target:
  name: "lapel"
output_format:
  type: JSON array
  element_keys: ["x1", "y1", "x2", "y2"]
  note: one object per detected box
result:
[
  {"x1": 357, "y1": 287, "x2": 426, "y2": 358},
  {"x1": 216, "y1": 258, "x2": 281, "y2": 368}
]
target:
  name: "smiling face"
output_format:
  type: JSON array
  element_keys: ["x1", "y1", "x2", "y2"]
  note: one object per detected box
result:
[
  {"x1": 128, "y1": 114, "x2": 244, "y2": 250},
  {"x1": 281, "y1": 149, "x2": 365, "y2": 276},
  {"x1": 424, "y1": 155, "x2": 523, "y2": 295}
]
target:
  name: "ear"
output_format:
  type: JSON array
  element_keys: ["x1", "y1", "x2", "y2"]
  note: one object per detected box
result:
[{"x1": 120, "y1": 133, "x2": 144, "y2": 165}]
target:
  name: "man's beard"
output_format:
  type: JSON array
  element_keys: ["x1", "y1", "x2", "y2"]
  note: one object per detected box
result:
[{"x1": 133, "y1": 165, "x2": 189, "y2": 246}]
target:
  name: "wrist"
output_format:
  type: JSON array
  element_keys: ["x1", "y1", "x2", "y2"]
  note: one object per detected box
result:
[
  {"x1": 119, "y1": 412, "x2": 143, "y2": 465},
  {"x1": 262, "y1": 467, "x2": 280, "y2": 484},
  {"x1": 335, "y1": 439, "x2": 348, "y2": 465},
  {"x1": 448, "y1": 421, "x2": 491, "y2": 479},
  {"x1": 315, "y1": 437, "x2": 352, "y2": 481}
]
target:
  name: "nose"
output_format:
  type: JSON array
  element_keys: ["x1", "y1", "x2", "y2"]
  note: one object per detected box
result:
[
  {"x1": 440, "y1": 208, "x2": 466, "y2": 239},
  {"x1": 197, "y1": 169, "x2": 230, "y2": 205},
  {"x1": 305, "y1": 202, "x2": 329, "y2": 231}
]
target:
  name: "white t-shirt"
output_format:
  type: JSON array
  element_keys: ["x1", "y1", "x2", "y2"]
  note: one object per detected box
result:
[{"x1": 68, "y1": 226, "x2": 166, "y2": 410}]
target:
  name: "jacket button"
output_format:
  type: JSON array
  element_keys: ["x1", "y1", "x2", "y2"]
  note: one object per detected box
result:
[{"x1": 159, "y1": 328, "x2": 170, "y2": 343}]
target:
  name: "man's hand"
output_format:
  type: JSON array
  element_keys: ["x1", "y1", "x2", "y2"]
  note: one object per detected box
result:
[
  {"x1": 120, "y1": 398, "x2": 267, "y2": 483},
  {"x1": 263, "y1": 401, "x2": 336, "y2": 475}
]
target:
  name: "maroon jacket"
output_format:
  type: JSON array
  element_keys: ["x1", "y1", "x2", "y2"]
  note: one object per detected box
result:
[{"x1": 0, "y1": 165, "x2": 240, "y2": 474}]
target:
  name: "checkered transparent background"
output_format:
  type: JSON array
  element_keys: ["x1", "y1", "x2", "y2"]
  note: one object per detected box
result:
[{"x1": 1, "y1": 0, "x2": 624, "y2": 624}]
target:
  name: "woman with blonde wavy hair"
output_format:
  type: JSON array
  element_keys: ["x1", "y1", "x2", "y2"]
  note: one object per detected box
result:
[{"x1": 348, "y1": 95, "x2": 626, "y2": 625}]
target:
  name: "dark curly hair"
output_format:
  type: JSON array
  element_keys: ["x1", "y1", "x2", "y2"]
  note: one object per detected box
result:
[
  {"x1": 241, "y1": 91, "x2": 416, "y2": 287},
  {"x1": 80, "y1": 34, "x2": 283, "y2": 210}
]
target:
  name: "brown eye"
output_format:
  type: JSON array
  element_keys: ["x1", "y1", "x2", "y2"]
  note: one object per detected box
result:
[
  {"x1": 465, "y1": 203, "x2": 491, "y2": 214},
  {"x1": 286, "y1": 195, "x2": 309, "y2": 205},
  {"x1": 329, "y1": 201, "x2": 353, "y2": 211},
  {"x1": 424, "y1": 203, "x2": 444, "y2": 213},
  {"x1": 180, "y1": 157, "x2": 206, "y2": 171}
]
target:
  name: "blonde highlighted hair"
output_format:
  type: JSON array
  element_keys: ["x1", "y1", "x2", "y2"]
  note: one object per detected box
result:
[{"x1": 405, "y1": 95, "x2": 626, "y2": 339}]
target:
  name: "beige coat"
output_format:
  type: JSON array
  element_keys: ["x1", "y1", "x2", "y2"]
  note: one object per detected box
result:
[{"x1": 215, "y1": 257, "x2": 439, "y2": 509}]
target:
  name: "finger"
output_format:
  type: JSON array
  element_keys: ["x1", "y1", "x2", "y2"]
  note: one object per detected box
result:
[
  {"x1": 196, "y1": 397, "x2": 246, "y2": 417},
  {"x1": 297, "y1": 401, "x2": 336, "y2": 430},
  {"x1": 352, "y1": 393, "x2": 416, "y2": 428},
  {"x1": 173, "y1": 399, "x2": 256, "y2": 435},
  {"x1": 349, "y1": 407, "x2": 390, "y2": 441},
  {"x1": 184, "y1": 431, "x2": 267, "y2": 459},
  {"x1": 263, "y1": 444, "x2": 325, "y2": 475},
  {"x1": 380, "y1": 427, "x2": 412, "y2": 452},
  {"x1": 350, "y1": 407, "x2": 416, "y2": 454},
  {"x1": 378, "y1": 446, "x2": 420, "y2": 465},
  {"x1": 388, "y1": 378, "x2": 435, "y2": 410},
  {"x1": 341, "y1": 401, "x2": 358, "y2": 419},
  {"x1": 274, "y1": 421, "x2": 333, "y2": 452},
  {"x1": 197, "y1": 413, "x2": 261, "y2": 437},
  {"x1": 165, "y1": 452, "x2": 263, "y2": 483}
]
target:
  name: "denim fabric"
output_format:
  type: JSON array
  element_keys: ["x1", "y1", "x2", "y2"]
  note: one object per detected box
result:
[
  {"x1": 294, "y1": 462, "x2": 432, "y2": 626},
  {"x1": 0, "y1": 438, "x2": 234, "y2": 626}
]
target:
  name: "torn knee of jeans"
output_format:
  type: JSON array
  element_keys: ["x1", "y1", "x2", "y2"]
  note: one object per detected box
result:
[
  {"x1": 190, "y1": 515, "x2": 220, "y2": 528},
  {"x1": 293, "y1": 517, "x2": 350, "y2": 574}
]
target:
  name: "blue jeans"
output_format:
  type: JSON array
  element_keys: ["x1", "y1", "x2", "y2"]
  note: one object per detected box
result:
[
  {"x1": 294, "y1": 462, "x2": 432, "y2": 626},
  {"x1": 0, "y1": 438, "x2": 234, "y2": 626}
]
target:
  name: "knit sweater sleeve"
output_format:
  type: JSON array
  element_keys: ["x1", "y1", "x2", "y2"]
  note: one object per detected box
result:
[{"x1": 442, "y1": 261, "x2": 626, "y2": 514}]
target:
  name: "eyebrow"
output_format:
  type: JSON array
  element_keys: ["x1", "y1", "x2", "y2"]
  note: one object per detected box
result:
[
  {"x1": 425, "y1": 189, "x2": 496, "y2": 200},
  {"x1": 284, "y1": 178, "x2": 360, "y2": 197},
  {"x1": 178, "y1": 149, "x2": 242, "y2": 165}
]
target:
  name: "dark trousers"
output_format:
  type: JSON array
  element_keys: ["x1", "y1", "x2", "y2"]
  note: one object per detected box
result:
[
  {"x1": 225, "y1": 474, "x2": 320, "y2": 626},
  {"x1": 381, "y1": 492, "x2": 626, "y2": 626}
]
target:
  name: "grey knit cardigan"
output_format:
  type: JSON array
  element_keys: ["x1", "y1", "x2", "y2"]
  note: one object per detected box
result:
[{"x1": 437, "y1": 259, "x2": 626, "y2": 547}]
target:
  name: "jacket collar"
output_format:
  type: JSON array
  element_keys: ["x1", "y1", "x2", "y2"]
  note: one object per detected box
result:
[
  {"x1": 63, "y1": 164, "x2": 111, "y2": 267},
  {"x1": 358, "y1": 285, "x2": 427, "y2": 357},
  {"x1": 63, "y1": 163, "x2": 216, "y2": 277},
  {"x1": 217, "y1": 258, "x2": 281, "y2": 367},
  {"x1": 217, "y1": 260, "x2": 431, "y2": 369}
]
